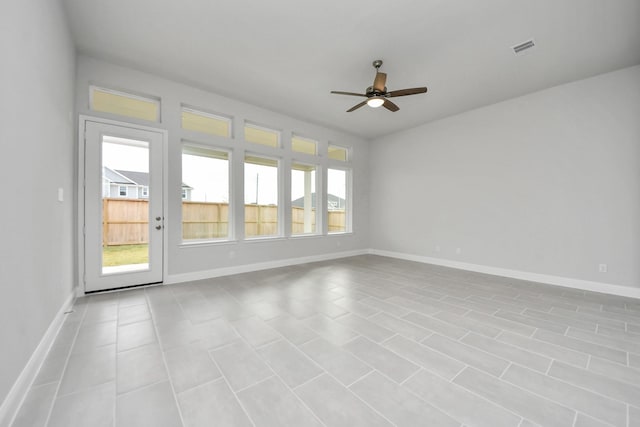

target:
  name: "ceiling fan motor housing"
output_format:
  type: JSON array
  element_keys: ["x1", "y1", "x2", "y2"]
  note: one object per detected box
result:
[{"x1": 366, "y1": 86, "x2": 387, "y2": 97}]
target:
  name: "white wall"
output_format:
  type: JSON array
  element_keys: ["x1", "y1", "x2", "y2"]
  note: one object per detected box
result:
[
  {"x1": 75, "y1": 55, "x2": 370, "y2": 283},
  {"x1": 0, "y1": 0, "x2": 76, "y2": 409},
  {"x1": 370, "y1": 65, "x2": 640, "y2": 289}
]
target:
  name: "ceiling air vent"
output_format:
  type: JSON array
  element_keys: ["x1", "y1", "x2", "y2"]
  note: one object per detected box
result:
[{"x1": 512, "y1": 39, "x2": 536, "y2": 55}]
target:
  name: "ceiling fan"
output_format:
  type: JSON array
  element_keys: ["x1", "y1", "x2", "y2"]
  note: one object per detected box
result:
[{"x1": 331, "y1": 60, "x2": 428, "y2": 112}]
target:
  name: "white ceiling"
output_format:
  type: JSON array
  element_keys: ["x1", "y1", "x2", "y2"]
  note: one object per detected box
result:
[{"x1": 62, "y1": 0, "x2": 640, "y2": 139}]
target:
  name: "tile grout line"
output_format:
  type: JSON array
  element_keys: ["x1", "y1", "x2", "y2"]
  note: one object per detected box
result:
[
  {"x1": 222, "y1": 328, "x2": 330, "y2": 427},
  {"x1": 243, "y1": 309, "x2": 403, "y2": 427},
  {"x1": 22, "y1": 259, "x2": 640, "y2": 427},
  {"x1": 42, "y1": 300, "x2": 88, "y2": 427},
  {"x1": 148, "y1": 290, "x2": 189, "y2": 427},
  {"x1": 206, "y1": 345, "x2": 258, "y2": 427},
  {"x1": 507, "y1": 360, "x2": 634, "y2": 423},
  {"x1": 453, "y1": 363, "x2": 582, "y2": 426}
]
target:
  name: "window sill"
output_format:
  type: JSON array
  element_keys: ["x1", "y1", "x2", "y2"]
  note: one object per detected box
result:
[
  {"x1": 327, "y1": 231, "x2": 353, "y2": 236},
  {"x1": 179, "y1": 239, "x2": 238, "y2": 248},
  {"x1": 289, "y1": 233, "x2": 322, "y2": 240},
  {"x1": 243, "y1": 236, "x2": 286, "y2": 243}
]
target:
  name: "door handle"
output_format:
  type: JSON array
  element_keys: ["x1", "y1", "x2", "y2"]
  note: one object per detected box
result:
[
  {"x1": 156, "y1": 216, "x2": 162, "y2": 221},
  {"x1": 155, "y1": 225, "x2": 162, "y2": 230}
]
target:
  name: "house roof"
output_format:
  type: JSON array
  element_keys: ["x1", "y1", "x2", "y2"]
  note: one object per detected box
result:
[
  {"x1": 116, "y1": 170, "x2": 149, "y2": 186},
  {"x1": 103, "y1": 167, "x2": 134, "y2": 185},
  {"x1": 103, "y1": 167, "x2": 192, "y2": 189}
]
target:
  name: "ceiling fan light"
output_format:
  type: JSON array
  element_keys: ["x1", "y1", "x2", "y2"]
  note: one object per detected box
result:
[{"x1": 367, "y1": 97, "x2": 385, "y2": 108}]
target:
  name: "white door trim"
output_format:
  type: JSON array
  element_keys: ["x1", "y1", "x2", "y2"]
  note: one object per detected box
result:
[{"x1": 77, "y1": 115, "x2": 169, "y2": 294}]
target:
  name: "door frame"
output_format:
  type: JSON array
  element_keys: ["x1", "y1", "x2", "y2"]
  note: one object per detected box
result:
[{"x1": 77, "y1": 115, "x2": 169, "y2": 295}]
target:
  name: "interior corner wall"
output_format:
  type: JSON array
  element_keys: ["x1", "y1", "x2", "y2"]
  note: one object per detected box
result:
[
  {"x1": 0, "y1": 0, "x2": 76, "y2": 409},
  {"x1": 74, "y1": 55, "x2": 370, "y2": 282},
  {"x1": 369, "y1": 65, "x2": 640, "y2": 289}
]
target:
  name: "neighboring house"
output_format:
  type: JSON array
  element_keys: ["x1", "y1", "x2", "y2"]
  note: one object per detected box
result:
[
  {"x1": 291, "y1": 193, "x2": 346, "y2": 210},
  {"x1": 102, "y1": 167, "x2": 193, "y2": 200}
]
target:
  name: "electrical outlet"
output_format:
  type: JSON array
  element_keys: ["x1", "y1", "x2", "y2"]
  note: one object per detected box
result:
[
  {"x1": 57, "y1": 188, "x2": 64, "y2": 202},
  {"x1": 598, "y1": 264, "x2": 607, "y2": 273}
]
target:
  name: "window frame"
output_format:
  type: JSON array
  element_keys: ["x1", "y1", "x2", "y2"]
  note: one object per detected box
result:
[
  {"x1": 326, "y1": 166, "x2": 352, "y2": 234},
  {"x1": 291, "y1": 162, "x2": 319, "y2": 236},
  {"x1": 118, "y1": 185, "x2": 128, "y2": 197},
  {"x1": 180, "y1": 142, "x2": 233, "y2": 243},
  {"x1": 244, "y1": 153, "x2": 281, "y2": 239}
]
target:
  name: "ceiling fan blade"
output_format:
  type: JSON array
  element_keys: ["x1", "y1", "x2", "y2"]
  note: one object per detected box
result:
[
  {"x1": 331, "y1": 91, "x2": 367, "y2": 97},
  {"x1": 373, "y1": 72, "x2": 387, "y2": 92},
  {"x1": 382, "y1": 99, "x2": 399, "y2": 112},
  {"x1": 387, "y1": 87, "x2": 428, "y2": 97},
  {"x1": 346, "y1": 100, "x2": 368, "y2": 112}
]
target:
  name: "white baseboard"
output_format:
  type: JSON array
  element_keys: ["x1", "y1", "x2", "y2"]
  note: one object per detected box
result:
[
  {"x1": 370, "y1": 249, "x2": 640, "y2": 299},
  {"x1": 0, "y1": 292, "x2": 75, "y2": 427},
  {"x1": 164, "y1": 249, "x2": 369, "y2": 285}
]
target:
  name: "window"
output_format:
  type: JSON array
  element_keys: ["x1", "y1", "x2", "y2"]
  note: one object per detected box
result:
[
  {"x1": 181, "y1": 145, "x2": 230, "y2": 241},
  {"x1": 291, "y1": 163, "x2": 317, "y2": 235},
  {"x1": 118, "y1": 186, "x2": 127, "y2": 197},
  {"x1": 292, "y1": 135, "x2": 317, "y2": 155},
  {"x1": 327, "y1": 169, "x2": 349, "y2": 233},
  {"x1": 244, "y1": 123, "x2": 280, "y2": 148},
  {"x1": 90, "y1": 86, "x2": 160, "y2": 122},
  {"x1": 181, "y1": 107, "x2": 231, "y2": 138},
  {"x1": 245, "y1": 155, "x2": 279, "y2": 237},
  {"x1": 328, "y1": 144, "x2": 348, "y2": 161},
  {"x1": 141, "y1": 186, "x2": 148, "y2": 198}
]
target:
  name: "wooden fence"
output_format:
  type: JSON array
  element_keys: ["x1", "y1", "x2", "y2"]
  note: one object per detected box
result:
[
  {"x1": 102, "y1": 198, "x2": 345, "y2": 245},
  {"x1": 103, "y1": 198, "x2": 148, "y2": 245}
]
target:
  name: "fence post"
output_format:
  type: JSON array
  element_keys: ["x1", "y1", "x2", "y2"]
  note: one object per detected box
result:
[{"x1": 102, "y1": 198, "x2": 108, "y2": 247}]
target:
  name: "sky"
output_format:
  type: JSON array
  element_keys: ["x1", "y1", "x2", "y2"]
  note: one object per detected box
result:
[{"x1": 102, "y1": 138, "x2": 345, "y2": 206}]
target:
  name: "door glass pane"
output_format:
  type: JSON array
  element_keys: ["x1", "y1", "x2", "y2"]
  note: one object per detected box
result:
[{"x1": 101, "y1": 136, "x2": 150, "y2": 274}]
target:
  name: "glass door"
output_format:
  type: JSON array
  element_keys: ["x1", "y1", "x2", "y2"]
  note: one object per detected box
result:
[{"x1": 84, "y1": 120, "x2": 164, "y2": 292}]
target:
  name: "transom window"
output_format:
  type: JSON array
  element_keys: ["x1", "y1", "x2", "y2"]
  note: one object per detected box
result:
[
  {"x1": 292, "y1": 135, "x2": 317, "y2": 155},
  {"x1": 328, "y1": 144, "x2": 349, "y2": 161},
  {"x1": 181, "y1": 107, "x2": 231, "y2": 138},
  {"x1": 244, "y1": 123, "x2": 280, "y2": 148},
  {"x1": 90, "y1": 86, "x2": 160, "y2": 122}
]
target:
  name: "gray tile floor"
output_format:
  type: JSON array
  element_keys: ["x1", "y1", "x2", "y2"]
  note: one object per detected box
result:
[{"x1": 12, "y1": 255, "x2": 640, "y2": 427}]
